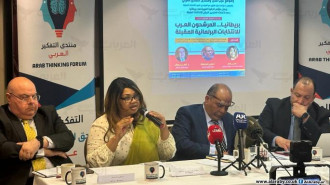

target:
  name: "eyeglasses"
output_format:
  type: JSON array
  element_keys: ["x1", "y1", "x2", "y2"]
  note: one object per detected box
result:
[
  {"x1": 209, "y1": 95, "x2": 235, "y2": 108},
  {"x1": 120, "y1": 94, "x2": 140, "y2": 103},
  {"x1": 8, "y1": 93, "x2": 40, "y2": 102}
]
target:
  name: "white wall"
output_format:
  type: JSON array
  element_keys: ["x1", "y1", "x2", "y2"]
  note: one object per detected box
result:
[{"x1": 103, "y1": 0, "x2": 294, "y2": 119}]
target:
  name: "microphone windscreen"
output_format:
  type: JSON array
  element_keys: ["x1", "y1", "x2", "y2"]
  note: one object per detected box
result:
[
  {"x1": 207, "y1": 124, "x2": 224, "y2": 144},
  {"x1": 245, "y1": 116, "x2": 263, "y2": 139},
  {"x1": 139, "y1": 107, "x2": 147, "y2": 115},
  {"x1": 250, "y1": 128, "x2": 263, "y2": 140},
  {"x1": 233, "y1": 112, "x2": 248, "y2": 130}
]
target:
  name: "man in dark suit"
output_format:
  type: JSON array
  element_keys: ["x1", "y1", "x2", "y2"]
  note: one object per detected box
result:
[
  {"x1": 259, "y1": 76, "x2": 330, "y2": 151},
  {"x1": 0, "y1": 77, "x2": 75, "y2": 185},
  {"x1": 171, "y1": 84, "x2": 236, "y2": 160}
]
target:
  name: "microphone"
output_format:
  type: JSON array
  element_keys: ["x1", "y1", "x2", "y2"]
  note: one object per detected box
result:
[
  {"x1": 245, "y1": 116, "x2": 267, "y2": 148},
  {"x1": 220, "y1": 139, "x2": 227, "y2": 153},
  {"x1": 208, "y1": 124, "x2": 225, "y2": 156},
  {"x1": 233, "y1": 112, "x2": 248, "y2": 130},
  {"x1": 245, "y1": 117, "x2": 292, "y2": 176},
  {"x1": 208, "y1": 124, "x2": 224, "y2": 146},
  {"x1": 139, "y1": 107, "x2": 162, "y2": 127},
  {"x1": 233, "y1": 112, "x2": 247, "y2": 160},
  {"x1": 207, "y1": 124, "x2": 228, "y2": 176}
]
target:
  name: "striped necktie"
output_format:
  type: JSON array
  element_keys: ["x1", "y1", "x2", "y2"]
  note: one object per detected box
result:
[
  {"x1": 22, "y1": 120, "x2": 46, "y2": 171},
  {"x1": 211, "y1": 120, "x2": 227, "y2": 152}
]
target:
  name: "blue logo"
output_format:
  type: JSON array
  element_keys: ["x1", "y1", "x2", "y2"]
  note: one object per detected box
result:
[
  {"x1": 298, "y1": 178, "x2": 304, "y2": 184},
  {"x1": 40, "y1": 0, "x2": 77, "y2": 37},
  {"x1": 319, "y1": 0, "x2": 330, "y2": 27}
]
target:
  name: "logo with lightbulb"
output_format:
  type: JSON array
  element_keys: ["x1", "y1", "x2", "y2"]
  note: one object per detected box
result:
[
  {"x1": 320, "y1": 0, "x2": 330, "y2": 27},
  {"x1": 40, "y1": 0, "x2": 77, "y2": 37}
]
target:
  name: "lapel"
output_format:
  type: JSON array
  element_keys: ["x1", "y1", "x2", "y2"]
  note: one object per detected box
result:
[
  {"x1": 222, "y1": 115, "x2": 230, "y2": 134},
  {"x1": 197, "y1": 105, "x2": 208, "y2": 141},
  {"x1": 4, "y1": 106, "x2": 27, "y2": 141},
  {"x1": 33, "y1": 112, "x2": 45, "y2": 136},
  {"x1": 307, "y1": 104, "x2": 316, "y2": 119},
  {"x1": 12, "y1": 119, "x2": 27, "y2": 141},
  {"x1": 279, "y1": 99, "x2": 292, "y2": 137}
]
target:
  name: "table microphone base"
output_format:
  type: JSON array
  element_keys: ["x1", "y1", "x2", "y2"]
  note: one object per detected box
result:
[{"x1": 210, "y1": 170, "x2": 228, "y2": 176}]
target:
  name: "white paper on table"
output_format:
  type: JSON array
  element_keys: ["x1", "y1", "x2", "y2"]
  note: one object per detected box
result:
[
  {"x1": 222, "y1": 155, "x2": 236, "y2": 162},
  {"x1": 169, "y1": 164, "x2": 206, "y2": 177},
  {"x1": 197, "y1": 159, "x2": 218, "y2": 167},
  {"x1": 93, "y1": 168, "x2": 135, "y2": 184},
  {"x1": 32, "y1": 167, "x2": 57, "y2": 178},
  {"x1": 199, "y1": 154, "x2": 236, "y2": 167},
  {"x1": 271, "y1": 152, "x2": 290, "y2": 160}
]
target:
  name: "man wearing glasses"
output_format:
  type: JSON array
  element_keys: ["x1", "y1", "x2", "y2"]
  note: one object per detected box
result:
[
  {"x1": 0, "y1": 77, "x2": 74, "y2": 185},
  {"x1": 171, "y1": 83, "x2": 236, "y2": 160}
]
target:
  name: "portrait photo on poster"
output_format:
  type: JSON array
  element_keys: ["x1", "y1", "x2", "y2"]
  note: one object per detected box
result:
[
  {"x1": 175, "y1": 47, "x2": 188, "y2": 62},
  {"x1": 226, "y1": 46, "x2": 239, "y2": 61},
  {"x1": 201, "y1": 46, "x2": 215, "y2": 61}
]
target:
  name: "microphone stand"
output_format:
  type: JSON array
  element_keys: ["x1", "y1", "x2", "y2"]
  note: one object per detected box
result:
[
  {"x1": 210, "y1": 141, "x2": 228, "y2": 176},
  {"x1": 245, "y1": 140, "x2": 268, "y2": 173},
  {"x1": 222, "y1": 129, "x2": 250, "y2": 176}
]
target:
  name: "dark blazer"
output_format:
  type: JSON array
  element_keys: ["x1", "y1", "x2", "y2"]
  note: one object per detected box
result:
[
  {"x1": 171, "y1": 104, "x2": 236, "y2": 160},
  {"x1": 259, "y1": 97, "x2": 330, "y2": 150},
  {"x1": 0, "y1": 104, "x2": 75, "y2": 185}
]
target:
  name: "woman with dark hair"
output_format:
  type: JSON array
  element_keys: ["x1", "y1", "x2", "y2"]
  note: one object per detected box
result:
[
  {"x1": 226, "y1": 46, "x2": 238, "y2": 60},
  {"x1": 87, "y1": 77, "x2": 175, "y2": 167}
]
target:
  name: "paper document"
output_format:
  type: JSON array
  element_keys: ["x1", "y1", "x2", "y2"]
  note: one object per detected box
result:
[
  {"x1": 93, "y1": 168, "x2": 135, "y2": 184},
  {"x1": 169, "y1": 164, "x2": 206, "y2": 177}
]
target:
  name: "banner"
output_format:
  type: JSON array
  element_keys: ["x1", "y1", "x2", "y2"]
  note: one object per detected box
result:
[
  {"x1": 103, "y1": 0, "x2": 294, "y2": 118},
  {"x1": 17, "y1": 0, "x2": 95, "y2": 165},
  {"x1": 299, "y1": 0, "x2": 330, "y2": 110},
  {"x1": 168, "y1": 0, "x2": 246, "y2": 78}
]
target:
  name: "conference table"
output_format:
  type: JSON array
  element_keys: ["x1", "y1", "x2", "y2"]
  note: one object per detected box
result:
[{"x1": 34, "y1": 156, "x2": 330, "y2": 185}]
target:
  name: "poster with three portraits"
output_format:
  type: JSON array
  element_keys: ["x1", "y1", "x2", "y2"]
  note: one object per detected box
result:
[{"x1": 168, "y1": 0, "x2": 245, "y2": 78}]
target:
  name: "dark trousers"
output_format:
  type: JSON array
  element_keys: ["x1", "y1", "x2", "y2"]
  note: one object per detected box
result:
[{"x1": 26, "y1": 177, "x2": 34, "y2": 185}]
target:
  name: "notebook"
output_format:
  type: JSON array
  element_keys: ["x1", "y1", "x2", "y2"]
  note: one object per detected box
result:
[{"x1": 316, "y1": 133, "x2": 330, "y2": 157}]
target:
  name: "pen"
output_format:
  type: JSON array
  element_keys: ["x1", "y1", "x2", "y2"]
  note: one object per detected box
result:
[
  {"x1": 206, "y1": 156, "x2": 232, "y2": 163},
  {"x1": 33, "y1": 171, "x2": 47, "y2": 178},
  {"x1": 206, "y1": 156, "x2": 217, "y2": 160}
]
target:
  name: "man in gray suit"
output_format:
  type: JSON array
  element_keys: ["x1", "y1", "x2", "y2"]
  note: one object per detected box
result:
[
  {"x1": 171, "y1": 84, "x2": 236, "y2": 160},
  {"x1": 0, "y1": 77, "x2": 74, "y2": 185},
  {"x1": 259, "y1": 76, "x2": 330, "y2": 151}
]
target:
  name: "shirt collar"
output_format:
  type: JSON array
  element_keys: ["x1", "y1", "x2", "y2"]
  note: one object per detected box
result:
[{"x1": 203, "y1": 104, "x2": 220, "y2": 124}]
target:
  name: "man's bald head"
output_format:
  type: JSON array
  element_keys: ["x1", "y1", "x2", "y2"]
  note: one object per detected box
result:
[{"x1": 6, "y1": 77, "x2": 39, "y2": 119}]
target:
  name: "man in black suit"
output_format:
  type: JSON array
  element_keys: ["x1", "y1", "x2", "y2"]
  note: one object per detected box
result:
[
  {"x1": 259, "y1": 76, "x2": 330, "y2": 151},
  {"x1": 0, "y1": 77, "x2": 75, "y2": 185},
  {"x1": 171, "y1": 84, "x2": 236, "y2": 160}
]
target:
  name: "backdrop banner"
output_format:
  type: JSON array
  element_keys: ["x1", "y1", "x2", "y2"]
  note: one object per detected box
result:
[
  {"x1": 17, "y1": 0, "x2": 95, "y2": 165},
  {"x1": 103, "y1": 0, "x2": 294, "y2": 119},
  {"x1": 299, "y1": 0, "x2": 330, "y2": 110}
]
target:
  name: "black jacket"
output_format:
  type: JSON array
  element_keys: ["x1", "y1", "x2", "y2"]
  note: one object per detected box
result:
[
  {"x1": 0, "y1": 104, "x2": 74, "y2": 185},
  {"x1": 259, "y1": 97, "x2": 330, "y2": 150}
]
